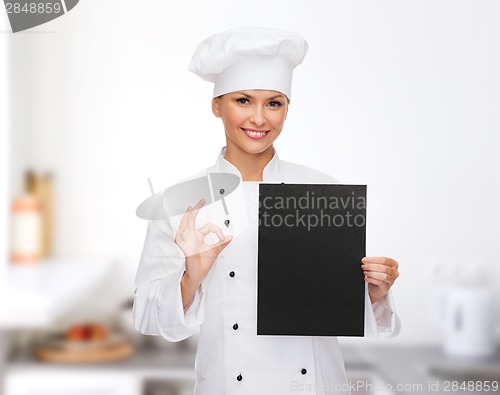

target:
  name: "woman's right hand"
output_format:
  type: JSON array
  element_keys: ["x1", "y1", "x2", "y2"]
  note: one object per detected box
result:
[{"x1": 175, "y1": 198, "x2": 232, "y2": 309}]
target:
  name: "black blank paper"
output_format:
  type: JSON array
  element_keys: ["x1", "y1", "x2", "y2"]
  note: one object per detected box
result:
[{"x1": 257, "y1": 184, "x2": 366, "y2": 336}]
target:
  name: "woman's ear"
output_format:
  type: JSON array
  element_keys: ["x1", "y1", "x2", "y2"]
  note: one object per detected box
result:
[{"x1": 211, "y1": 97, "x2": 221, "y2": 118}]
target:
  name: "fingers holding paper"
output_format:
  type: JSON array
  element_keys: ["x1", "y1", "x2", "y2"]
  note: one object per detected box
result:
[{"x1": 361, "y1": 257, "x2": 399, "y2": 304}]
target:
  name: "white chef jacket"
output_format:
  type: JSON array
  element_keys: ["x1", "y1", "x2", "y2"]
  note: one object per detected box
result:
[{"x1": 133, "y1": 146, "x2": 401, "y2": 395}]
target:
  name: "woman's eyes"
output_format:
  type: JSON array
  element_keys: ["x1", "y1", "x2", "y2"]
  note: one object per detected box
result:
[{"x1": 235, "y1": 98, "x2": 283, "y2": 107}]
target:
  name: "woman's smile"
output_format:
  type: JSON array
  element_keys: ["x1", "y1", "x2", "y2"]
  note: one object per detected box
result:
[{"x1": 241, "y1": 128, "x2": 270, "y2": 139}]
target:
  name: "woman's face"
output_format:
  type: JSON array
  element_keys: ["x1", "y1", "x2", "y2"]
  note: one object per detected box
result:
[{"x1": 211, "y1": 89, "x2": 289, "y2": 155}]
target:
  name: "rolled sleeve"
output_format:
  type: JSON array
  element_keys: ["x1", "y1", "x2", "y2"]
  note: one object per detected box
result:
[
  {"x1": 154, "y1": 268, "x2": 205, "y2": 341},
  {"x1": 364, "y1": 283, "x2": 401, "y2": 337}
]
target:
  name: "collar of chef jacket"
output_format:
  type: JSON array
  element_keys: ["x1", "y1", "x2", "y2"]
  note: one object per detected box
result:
[
  {"x1": 165, "y1": 146, "x2": 283, "y2": 258},
  {"x1": 213, "y1": 146, "x2": 283, "y2": 183}
]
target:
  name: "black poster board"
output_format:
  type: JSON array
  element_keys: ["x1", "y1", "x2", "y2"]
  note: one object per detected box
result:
[{"x1": 257, "y1": 184, "x2": 366, "y2": 336}]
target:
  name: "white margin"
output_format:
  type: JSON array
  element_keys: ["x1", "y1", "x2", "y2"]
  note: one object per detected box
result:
[{"x1": 0, "y1": 5, "x2": 10, "y2": 288}]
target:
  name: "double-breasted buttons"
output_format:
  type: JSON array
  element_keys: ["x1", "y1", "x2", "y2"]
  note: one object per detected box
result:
[
  {"x1": 219, "y1": 188, "x2": 230, "y2": 226},
  {"x1": 301, "y1": 368, "x2": 307, "y2": 375},
  {"x1": 222, "y1": 184, "x2": 242, "y2": 384}
]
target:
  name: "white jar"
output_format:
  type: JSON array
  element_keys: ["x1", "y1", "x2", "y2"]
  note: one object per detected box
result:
[{"x1": 10, "y1": 195, "x2": 41, "y2": 263}]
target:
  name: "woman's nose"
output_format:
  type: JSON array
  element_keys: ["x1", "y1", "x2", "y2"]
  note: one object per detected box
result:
[{"x1": 250, "y1": 107, "x2": 266, "y2": 126}]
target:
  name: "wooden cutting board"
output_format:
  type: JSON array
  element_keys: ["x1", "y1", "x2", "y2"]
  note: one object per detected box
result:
[{"x1": 35, "y1": 341, "x2": 134, "y2": 364}]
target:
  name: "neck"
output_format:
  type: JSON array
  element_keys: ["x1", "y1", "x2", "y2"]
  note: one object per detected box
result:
[{"x1": 224, "y1": 142, "x2": 274, "y2": 181}]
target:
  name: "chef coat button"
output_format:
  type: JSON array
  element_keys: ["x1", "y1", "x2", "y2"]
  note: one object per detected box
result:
[
  {"x1": 229, "y1": 271, "x2": 235, "y2": 277},
  {"x1": 232, "y1": 323, "x2": 238, "y2": 330},
  {"x1": 224, "y1": 219, "x2": 230, "y2": 227},
  {"x1": 237, "y1": 374, "x2": 243, "y2": 381},
  {"x1": 301, "y1": 368, "x2": 307, "y2": 375},
  {"x1": 220, "y1": 188, "x2": 225, "y2": 194}
]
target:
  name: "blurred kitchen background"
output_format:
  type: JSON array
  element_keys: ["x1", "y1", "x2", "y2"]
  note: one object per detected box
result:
[{"x1": 1, "y1": 1, "x2": 500, "y2": 394}]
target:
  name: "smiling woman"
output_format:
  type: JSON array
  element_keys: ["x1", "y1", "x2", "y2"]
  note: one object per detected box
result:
[
  {"x1": 133, "y1": 26, "x2": 400, "y2": 395},
  {"x1": 211, "y1": 89, "x2": 289, "y2": 180}
]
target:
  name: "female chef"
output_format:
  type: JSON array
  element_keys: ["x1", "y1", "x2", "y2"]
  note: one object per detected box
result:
[{"x1": 133, "y1": 26, "x2": 401, "y2": 395}]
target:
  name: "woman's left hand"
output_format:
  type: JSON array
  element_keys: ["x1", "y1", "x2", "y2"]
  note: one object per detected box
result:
[{"x1": 361, "y1": 257, "x2": 399, "y2": 304}]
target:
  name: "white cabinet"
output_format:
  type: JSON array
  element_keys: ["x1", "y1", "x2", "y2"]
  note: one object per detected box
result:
[{"x1": 5, "y1": 371, "x2": 141, "y2": 395}]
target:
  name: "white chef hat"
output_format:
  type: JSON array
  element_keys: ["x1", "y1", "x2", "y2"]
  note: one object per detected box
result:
[{"x1": 188, "y1": 26, "x2": 309, "y2": 100}]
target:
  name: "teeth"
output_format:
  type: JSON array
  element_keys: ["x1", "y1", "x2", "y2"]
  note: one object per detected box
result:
[{"x1": 245, "y1": 130, "x2": 266, "y2": 137}]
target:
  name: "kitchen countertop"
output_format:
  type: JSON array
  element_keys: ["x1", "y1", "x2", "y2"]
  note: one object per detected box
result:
[
  {"x1": 6, "y1": 341, "x2": 197, "y2": 383},
  {"x1": 0, "y1": 259, "x2": 112, "y2": 328},
  {"x1": 6, "y1": 343, "x2": 500, "y2": 394},
  {"x1": 341, "y1": 344, "x2": 500, "y2": 395}
]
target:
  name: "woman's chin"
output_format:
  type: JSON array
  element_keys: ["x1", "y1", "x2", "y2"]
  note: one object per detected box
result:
[
  {"x1": 227, "y1": 134, "x2": 278, "y2": 155},
  {"x1": 237, "y1": 142, "x2": 274, "y2": 155}
]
